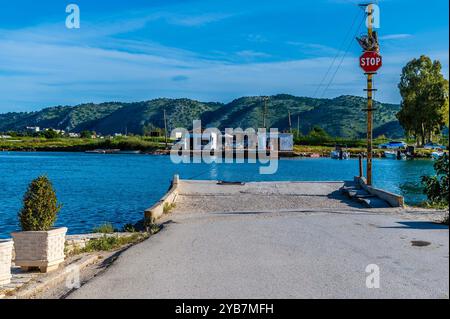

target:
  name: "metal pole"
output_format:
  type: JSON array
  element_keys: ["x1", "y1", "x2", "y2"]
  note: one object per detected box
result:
[
  {"x1": 359, "y1": 154, "x2": 363, "y2": 178},
  {"x1": 263, "y1": 96, "x2": 268, "y2": 130},
  {"x1": 163, "y1": 109, "x2": 168, "y2": 148},
  {"x1": 366, "y1": 3, "x2": 374, "y2": 185},
  {"x1": 288, "y1": 110, "x2": 292, "y2": 133}
]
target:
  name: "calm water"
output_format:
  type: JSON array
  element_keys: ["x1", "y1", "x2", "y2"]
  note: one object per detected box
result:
[{"x1": 0, "y1": 152, "x2": 435, "y2": 238}]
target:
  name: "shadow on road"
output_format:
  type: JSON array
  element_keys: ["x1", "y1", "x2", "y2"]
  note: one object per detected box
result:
[
  {"x1": 326, "y1": 190, "x2": 365, "y2": 209},
  {"x1": 379, "y1": 221, "x2": 449, "y2": 230}
]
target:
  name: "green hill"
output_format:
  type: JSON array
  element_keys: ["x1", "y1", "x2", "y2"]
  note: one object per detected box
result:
[{"x1": 0, "y1": 95, "x2": 403, "y2": 138}]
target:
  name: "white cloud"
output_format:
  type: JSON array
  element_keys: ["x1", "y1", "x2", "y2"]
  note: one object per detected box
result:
[
  {"x1": 380, "y1": 34, "x2": 413, "y2": 40},
  {"x1": 236, "y1": 50, "x2": 271, "y2": 58},
  {"x1": 246, "y1": 34, "x2": 268, "y2": 43},
  {"x1": 165, "y1": 13, "x2": 234, "y2": 26},
  {"x1": 286, "y1": 41, "x2": 340, "y2": 56},
  {"x1": 0, "y1": 11, "x2": 447, "y2": 112}
]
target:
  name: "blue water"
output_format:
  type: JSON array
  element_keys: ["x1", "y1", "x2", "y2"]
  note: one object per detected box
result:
[{"x1": 0, "y1": 152, "x2": 435, "y2": 238}]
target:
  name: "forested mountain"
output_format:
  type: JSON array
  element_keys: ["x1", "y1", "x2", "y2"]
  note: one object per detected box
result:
[{"x1": 0, "y1": 95, "x2": 403, "y2": 138}]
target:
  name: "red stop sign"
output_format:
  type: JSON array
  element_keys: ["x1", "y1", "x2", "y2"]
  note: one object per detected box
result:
[{"x1": 359, "y1": 51, "x2": 382, "y2": 73}]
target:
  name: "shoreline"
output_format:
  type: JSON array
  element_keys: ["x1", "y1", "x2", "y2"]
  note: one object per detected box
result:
[{"x1": 1, "y1": 147, "x2": 442, "y2": 159}]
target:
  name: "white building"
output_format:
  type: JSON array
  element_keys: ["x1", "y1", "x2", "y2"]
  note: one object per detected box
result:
[
  {"x1": 278, "y1": 133, "x2": 294, "y2": 151},
  {"x1": 179, "y1": 131, "x2": 294, "y2": 152},
  {"x1": 26, "y1": 126, "x2": 40, "y2": 132}
]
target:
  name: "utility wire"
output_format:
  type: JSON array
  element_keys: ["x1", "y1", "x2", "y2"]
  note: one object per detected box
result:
[
  {"x1": 312, "y1": 8, "x2": 362, "y2": 98},
  {"x1": 319, "y1": 13, "x2": 366, "y2": 98}
]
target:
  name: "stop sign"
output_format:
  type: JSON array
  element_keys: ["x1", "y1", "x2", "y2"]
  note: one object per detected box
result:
[{"x1": 359, "y1": 51, "x2": 382, "y2": 73}]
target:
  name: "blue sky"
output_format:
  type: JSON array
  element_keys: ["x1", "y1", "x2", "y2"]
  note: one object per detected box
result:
[{"x1": 0, "y1": 0, "x2": 448, "y2": 112}]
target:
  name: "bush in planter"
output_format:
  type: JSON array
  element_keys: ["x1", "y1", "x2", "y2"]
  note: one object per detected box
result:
[
  {"x1": 12, "y1": 176, "x2": 67, "y2": 273},
  {"x1": 19, "y1": 176, "x2": 62, "y2": 231}
]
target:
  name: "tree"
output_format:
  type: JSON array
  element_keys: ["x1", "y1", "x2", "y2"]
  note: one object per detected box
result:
[
  {"x1": 397, "y1": 55, "x2": 449, "y2": 146},
  {"x1": 421, "y1": 153, "x2": 449, "y2": 207},
  {"x1": 18, "y1": 176, "x2": 62, "y2": 231},
  {"x1": 308, "y1": 126, "x2": 329, "y2": 138},
  {"x1": 42, "y1": 129, "x2": 59, "y2": 139},
  {"x1": 80, "y1": 130, "x2": 92, "y2": 138}
]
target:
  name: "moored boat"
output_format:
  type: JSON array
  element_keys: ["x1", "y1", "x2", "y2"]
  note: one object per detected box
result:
[
  {"x1": 384, "y1": 150, "x2": 406, "y2": 160},
  {"x1": 431, "y1": 150, "x2": 444, "y2": 160},
  {"x1": 384, "y1": 150, "x2": 396, "y2": 159},
  {"x1": 85, "y1": 149, "x2": 120, "y2": 154},
  {"x1": 330, "y1": 145, "x2": 349, "y2": 160}
]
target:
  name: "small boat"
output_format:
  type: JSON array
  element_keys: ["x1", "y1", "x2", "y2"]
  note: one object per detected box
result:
[
  {"x1": 431, "y1": 150, "x2": 444, "y2": 160},
  {"x1": 85, "y1": 149, "x2": 120, "y2": 154},
  {"x1": 331, "y1": 145, "x2": 349, "y2": 160},
  {"x1": 384, "y1": 150, "x2": 406, "y2": 160},
  {"x1": 118, "y1": 150, "x2": 141, "y2": 154},
  {"x1": 383, "y1": 151, "x2": 396, "y2": 159},
  {"x1": 85, "y1": 149, "x2": 105, "y2": 154}
]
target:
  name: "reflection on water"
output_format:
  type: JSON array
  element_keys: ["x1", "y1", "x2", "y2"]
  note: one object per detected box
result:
[
  {"x1": 0, "y1": 152, "x2": 435, "y2": 238},
  {"x1": 399, "y1": 181, "x2": 424, "y2": 199}
]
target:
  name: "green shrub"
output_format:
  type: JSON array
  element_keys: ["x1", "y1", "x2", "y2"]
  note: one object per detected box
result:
[
  {"x1": 92, "y1": 223, "x2": 115, "y2": 234},
  {"x1": 143, "y1": 218, "x2": 161, "y2": 234},
  {"x1": 149, "y1": 223, "x2": 161, "y2": 234},
  {"x1": 421, "y1": 153, "x2": 449, "y2": 206},
  {"x1": 122, "y1": 223, "x2": 136, "y2": 232},
  {"x1": 80, "y1": 130, "x2": 93, "y2": 138},
  {"x1": 163, "y1": 202, "x2": 176, "y2": 214},
  {"x1": 18, "y1": 176, "x2": 62, "y2": 231},
  {"x1": 84, "y1": 233, "x2": 147, "y2": 252},
  {"x1": 85, "y1": 235, "x2": 119, "y2": 251}
]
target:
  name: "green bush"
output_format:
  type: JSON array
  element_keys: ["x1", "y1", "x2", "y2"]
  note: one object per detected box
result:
[
  {"x1": 122, "y1": 223, "x2": 136, "y2": 232},
  {"x1": 143, "y1": 218, "x2": 161, "y2": 234},
  {"x1": 18, "y1": 176, "x2": 62, "y2": 231},
  {"x1": 84, "y1": 233, "x2": 147, "y2": 252},
  {"x1": 44, "y1": 129, "x2": 60, "y2": 139},
  {"x1": 421, "y1": 153, "x2": 449, "y2": 206},
  {"x1": 85, "y1": 235, "x2": 120, "y2": 251},
  {"x1": 163, "y1": 202, "x2": 176, "y2": 214},
  {"x1": 92, "y1": 223, "x2": 115, "y2": 233}
]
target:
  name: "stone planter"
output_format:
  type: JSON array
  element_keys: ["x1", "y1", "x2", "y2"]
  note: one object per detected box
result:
[
  {"x1": 0, "y1": 240, "x2": 14, "y2": 285},
  {"x1": 12, "y1": 227, "x2": 67, "y2": 273}
]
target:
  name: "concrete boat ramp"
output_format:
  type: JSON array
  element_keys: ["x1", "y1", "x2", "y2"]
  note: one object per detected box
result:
[
  {"x1": 174, "y1": 179, "x2": 391, "y2": 214},
  {"x1": 68, "y1": 178, "x2": 449, "y2": 299}
]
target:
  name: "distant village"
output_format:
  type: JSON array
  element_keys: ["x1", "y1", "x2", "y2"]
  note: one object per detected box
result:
[{"x1": 0, "y1": 126, "x2": 127, "y2": 139}]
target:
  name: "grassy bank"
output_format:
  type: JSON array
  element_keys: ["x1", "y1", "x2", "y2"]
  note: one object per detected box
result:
[
  {"x1": 1, "y1": 135, "x2": 444, "y2": 158},
  {"x1": 292, "y1": 145, "x2": 440, "y2": 158},
  {"x1": 0, "y1": 136, "x2": 167, "y2": 152}
]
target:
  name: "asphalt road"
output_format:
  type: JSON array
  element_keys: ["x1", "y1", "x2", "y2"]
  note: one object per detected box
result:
[{"x1": 68, "y1": 209, "x2": 449, "y2": 298}]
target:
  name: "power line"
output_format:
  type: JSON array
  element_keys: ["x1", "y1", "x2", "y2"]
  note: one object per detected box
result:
[
  {"x1": 319, "y1": 13, "x2": 366, "y2": 98},
  {"x1": 312, "y1": 8, "x2": 362, "y2": 98}
]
